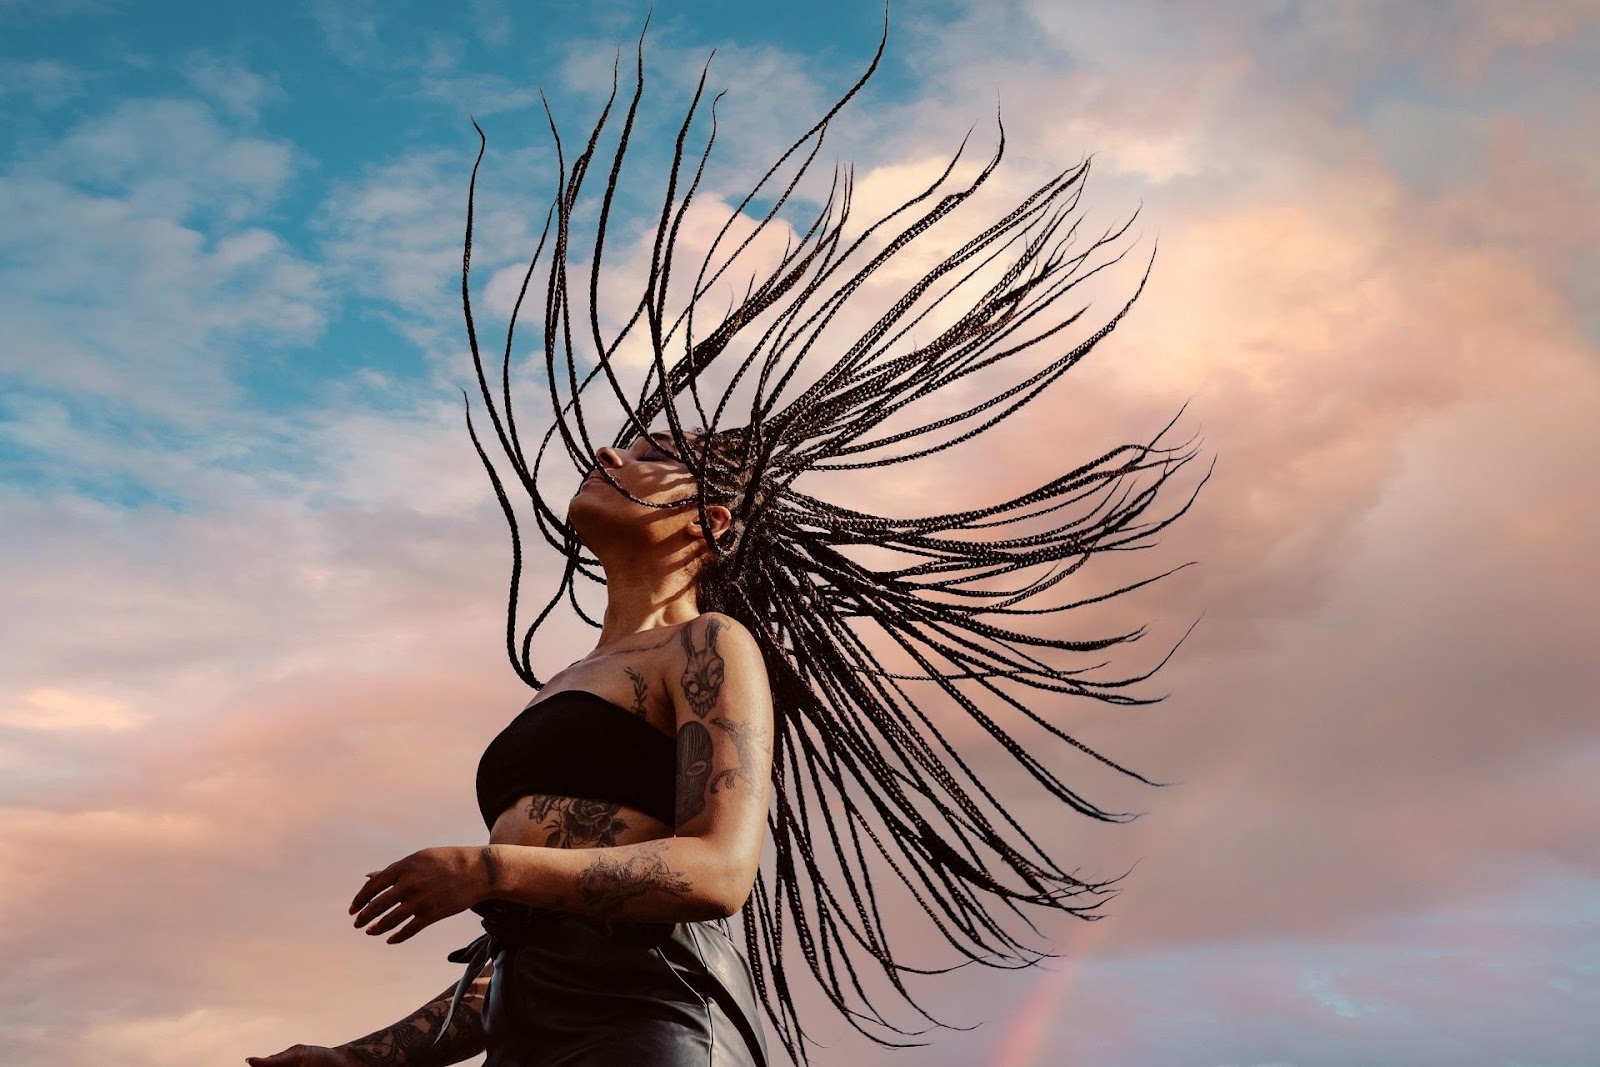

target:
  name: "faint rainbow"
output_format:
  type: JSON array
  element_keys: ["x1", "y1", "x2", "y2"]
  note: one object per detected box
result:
[{"x1": 983, "y1": 906, "x2": 1118, "y2": 1067}]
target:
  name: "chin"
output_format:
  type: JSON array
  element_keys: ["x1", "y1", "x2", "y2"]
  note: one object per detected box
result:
[
  {"x1": 565, "y1": 490, "x2": 613, "y2": 544},
  {"x1": 565, "y1": 494, "x2": 591, "y2": 525}
]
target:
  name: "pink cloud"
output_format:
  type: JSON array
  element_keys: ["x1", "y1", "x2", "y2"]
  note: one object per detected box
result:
[{"x1": 5, "y1": 4, "x2": 1598, "y2": 1066}]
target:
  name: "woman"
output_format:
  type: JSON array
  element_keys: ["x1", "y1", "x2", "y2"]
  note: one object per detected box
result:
[
  {"x1": 248, "y1": 23, "x2": 1205, "y2": 1067},
  {"x1": 250, "y1": 430, "x2": 775, "y2": 1067}
]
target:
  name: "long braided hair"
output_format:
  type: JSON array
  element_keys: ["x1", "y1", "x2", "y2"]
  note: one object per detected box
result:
[{"x1": 459, "y1": 24, "x2": 1209, "y2": 1063}]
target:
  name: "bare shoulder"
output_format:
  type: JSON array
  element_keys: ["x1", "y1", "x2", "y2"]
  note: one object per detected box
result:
[
  {"x1": 673, "y1": 612, "x2": 771, "y2": 724},
  {"x1": 690, "y1": 611, "x2": 752, "y2": 643},
  {"x1": 684, "y1": 612, "x2": 764, "y2": 668}
]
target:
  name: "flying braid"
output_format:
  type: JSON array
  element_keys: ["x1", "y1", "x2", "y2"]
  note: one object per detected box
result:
[{"x1": 460, "y1": 20, "x2": 1210, "y2": 1064}]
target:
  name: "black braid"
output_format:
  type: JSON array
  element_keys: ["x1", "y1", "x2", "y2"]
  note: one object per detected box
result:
[{"x1": 459, "y1": 20, "x2": 1210, "y2": 1064}]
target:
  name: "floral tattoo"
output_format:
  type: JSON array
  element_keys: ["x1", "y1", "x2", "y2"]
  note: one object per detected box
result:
[
  {"x1": 525, "y1": 795, "x2": 629, "y2": 847},
  {"x1": 342, "y1": 984, "x2": 484, "y2": 1064},
  {"x1": 575, "y1": 839, "x2": 693, "y2": 917},
  {"x1": 625, "y1": 666, "x2": 649, "y2": 716}
]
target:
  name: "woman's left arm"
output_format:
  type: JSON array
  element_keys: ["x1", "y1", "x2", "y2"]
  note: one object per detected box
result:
[{"x1": 351, "y1": 613, "x2": 774, "y2": 940}]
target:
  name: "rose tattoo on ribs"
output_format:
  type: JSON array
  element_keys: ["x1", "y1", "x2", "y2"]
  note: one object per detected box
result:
[{"x1": 525, "y1": 795, "x2": 628, "y2": 847}]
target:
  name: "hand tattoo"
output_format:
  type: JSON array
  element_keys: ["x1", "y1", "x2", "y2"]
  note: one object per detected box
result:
[
  {"x1": 675, "y1": 721, "x2": 714, "y2": 825},
  {"x1": 525, "y1": 795, "x2": 629, "y2": 847},
  {"x1": 575, "y1": 840, "x2": 693, "y2": 917},
  {"x1": 679, "y1": 617, "x2": 726, "y2": 719}
]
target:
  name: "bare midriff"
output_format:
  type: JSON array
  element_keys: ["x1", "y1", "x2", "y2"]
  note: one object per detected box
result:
[{"x1": 487, "y1": 791, "x2": 673, "y2": 850}]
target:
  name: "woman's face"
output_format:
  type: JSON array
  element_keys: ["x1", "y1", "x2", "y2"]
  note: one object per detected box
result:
[
  {"x1": 572, "y1": 433, "x2": 695, "y2": 507},
  {"x1": 567, "y1": 432, "x2": 708, "y2": 549},
  {"x1": 566, "y1": 428, "x2": 732, "y2": 566}
]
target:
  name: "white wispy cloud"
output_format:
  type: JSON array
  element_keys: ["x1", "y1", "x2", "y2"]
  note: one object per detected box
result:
[
  {"x1": 0, "y1": 94, "x2": 323, "y2": 426},
  {"x1": 468, "y1": 0, "x2": 513, "y2": 48},
  {"x1": 306, "y1": 0, "x2": 387, "y2": 68},
  {"x1": 0, "y1": 58, "x2": 91, "y2": 109},
  {"x1": 182, "y1": 50, "x2": 286, "y2": 123},
  {"x1": 413, "y1": 72, "x2": 541, "y2": 116}
]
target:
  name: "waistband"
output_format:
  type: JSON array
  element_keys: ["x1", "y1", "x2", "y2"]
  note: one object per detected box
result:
[
  {"x1": 438, "y1": 901, "x2": 766, "y2": 1065},
  {"x1": 435, "y1": 900, "x2": 557, "y2": 1046}
]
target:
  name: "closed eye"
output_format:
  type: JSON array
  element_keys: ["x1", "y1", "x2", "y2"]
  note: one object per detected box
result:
[{"x1": 641, "y1": 438, "x2": 681, "y2": 463}]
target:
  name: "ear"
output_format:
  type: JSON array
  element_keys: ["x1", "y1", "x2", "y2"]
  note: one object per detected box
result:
[{"x1": 688, "y1": 504, "x2": 733, "y2": 545}]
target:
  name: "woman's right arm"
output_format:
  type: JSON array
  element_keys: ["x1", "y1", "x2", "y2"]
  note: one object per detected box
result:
[{"x1": 245, "y1": 969, "x2": 489, "y2": 1067}]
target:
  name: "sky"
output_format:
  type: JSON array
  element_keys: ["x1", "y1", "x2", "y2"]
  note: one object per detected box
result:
[{"x1": 2, "y1": 1, "x2": 1598, "y2": 1065}]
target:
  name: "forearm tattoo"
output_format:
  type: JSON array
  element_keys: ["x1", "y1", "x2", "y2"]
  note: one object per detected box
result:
[
  {"x1": 675, "y1": 721, "x2": 714, "y2": 825},
  {"x1": 679, "y1": 617, "x2": 725, "y2": 719},
  {"x1": 525, "y1": 794, "x2": 628, "y2": 847},
  {"x1": 479, "y1": 846, "x2": 499, "y2": 888},
  {"x1": 341, "y1": 986, "x2": 485, "y2": 1066},
  {"x1": 575, "y1": 839, "x2": 693, "y2": 916},
  {"x1": 624, "y1": 666, "x2": 649, "y2": 716}
]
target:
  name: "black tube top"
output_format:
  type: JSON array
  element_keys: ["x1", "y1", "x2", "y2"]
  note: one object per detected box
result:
[{"x1": 476, "y1": 690, "x2": 677, "y2": 829}]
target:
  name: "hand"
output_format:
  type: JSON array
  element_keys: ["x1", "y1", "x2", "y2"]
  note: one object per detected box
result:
[
  {"x1": 350, "y1": 845, "x2": 489, "y2": 944},
  {"x1": 245, "y1": 1044, "x2": 360, "y2": 1066}
]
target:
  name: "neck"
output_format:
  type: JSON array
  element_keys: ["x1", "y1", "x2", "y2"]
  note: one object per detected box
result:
[{"x1": 593, "y1": 550, "x2": 703, "y2": 649}]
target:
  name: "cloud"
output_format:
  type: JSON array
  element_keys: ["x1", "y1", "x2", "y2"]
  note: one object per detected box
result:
[
  {"x1": 80, "y1": 1008, "x2": 287, "y2": 1067},
  {"x1": 308, "y1": 0, "x2": 387, "y2": 68},
  {"x1": 3, "y1": 3, "x2": 1598, "y2": 1066},
  {"x1": 446, "y1": 16, "x2": 1600, "y2": 1060},
  {"x1": 414, "y1": 72, "x2": 541, "y2": 115},
  {"x1": 468, "y1": 0, "x2": 513, "y2": 48},
  {"x1": 0, "y1": 58, "x2": 91, "y2": 109},
  {"x1": 183, "y1": 51, "x2": 285, "y2": 123},
  {"x1": 0, "y1": 688, "x2": 143, "y2": 733},
  {"x1": 0, "y1": 96, "x2": 322, "y2": 428},
  {"x1": 906, "y1": 867, "x2": 1599, "y2": 1066},
  {"x1": 315, "y1": 142, "x2": 552, "y2": 380},
  {"x1": 42, "y1": 98, "x2": 296, "y2": 218},
  {"x1": 611, "y1": 7, "x2": 1600, "y2": 1016},
  {"x1": 1364, "y1": 98, "x2": 1495, "y2": 193}
]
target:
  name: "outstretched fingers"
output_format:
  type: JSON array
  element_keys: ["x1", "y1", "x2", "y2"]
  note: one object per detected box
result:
[{"x1": 350, "y1": 882, "x2": 401, "y2": 928}]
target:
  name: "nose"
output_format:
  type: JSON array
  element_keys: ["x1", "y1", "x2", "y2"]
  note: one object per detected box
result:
[{"x1": 594, "y1": 446, "x2": 623, "y2": 469}]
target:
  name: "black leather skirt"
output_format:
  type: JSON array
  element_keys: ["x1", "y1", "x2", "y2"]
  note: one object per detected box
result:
[{"x1": 442, "y1": 900, "x2": 770, "y2": 1067}]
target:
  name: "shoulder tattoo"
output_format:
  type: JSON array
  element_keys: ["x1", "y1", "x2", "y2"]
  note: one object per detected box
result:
[{"x1": 679, "y1": 617, "x2": 726, "y2": 719}]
